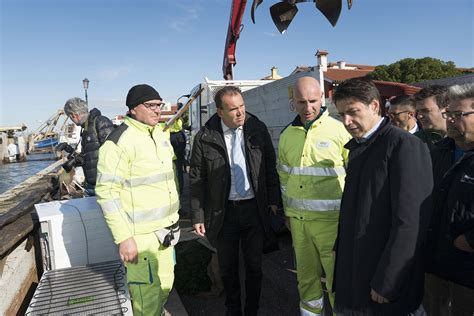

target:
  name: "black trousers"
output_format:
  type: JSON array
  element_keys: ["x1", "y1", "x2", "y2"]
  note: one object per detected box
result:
[{"x1": 216, "y1": 198, "x2": 264, "y2": 316}]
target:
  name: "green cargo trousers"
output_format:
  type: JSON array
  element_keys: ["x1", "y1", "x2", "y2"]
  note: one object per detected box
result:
[
  {"x1": 290, "y1": 217, "x2": 338, "y2": 316},
  {"x1": 125, "y1": 232, "x2": 175, "y2": 316}
]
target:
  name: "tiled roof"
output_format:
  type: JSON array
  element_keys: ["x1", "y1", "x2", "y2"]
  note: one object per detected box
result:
[
  {"x1": 325, "y1": 68, "x2": 372, "y2": 82},
  {"x1": 412, "y1": 73, "x2": 474, "y2": 88},
  {"x1": 345, "y1": 64, "x2": 376, "y2": 71},
  {"x1": 291, "y1": 65, "x2": 374, "y2": 82},
  {"x1": 372, "y1": 80, "x2": 422, "y2": 95}
]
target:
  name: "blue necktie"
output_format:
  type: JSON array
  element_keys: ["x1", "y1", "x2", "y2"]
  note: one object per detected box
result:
[{"x1": 231, "y1": 128, "x2": 250, "y2": 197}]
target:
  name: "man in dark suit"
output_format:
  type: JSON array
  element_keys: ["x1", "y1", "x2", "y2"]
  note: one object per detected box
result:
[
  {"x1": 190, "y1": 86, "x2": 281, "y2": 316},
  {"x1": 332, "y1": 78, "x2": 433, "y2": 316}
]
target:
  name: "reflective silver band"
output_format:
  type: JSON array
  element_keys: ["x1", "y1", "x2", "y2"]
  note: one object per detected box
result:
[
  {"x1": 279, "y1": 164, "x2": 346, "y2": 177},
  {"x1": 97, "y1": 173, "x2": 125, "y2": 185},
  {"x1": 286, "y1": 197, "x2": 340, "y2": 211},
  {"x1": 126, "y1": 200, "x2": 180, "y2": 223},
  {"x1": 99, "y1": 198, "x2": 122, "y2": 215},
  {"x1": 124, "y1": 171, "x2": 175, "y2": 187}
]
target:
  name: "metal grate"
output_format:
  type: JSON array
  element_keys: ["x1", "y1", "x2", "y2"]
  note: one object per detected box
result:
[{"x1": 26, "y1": 260, "x2": 131, "y2": 315}]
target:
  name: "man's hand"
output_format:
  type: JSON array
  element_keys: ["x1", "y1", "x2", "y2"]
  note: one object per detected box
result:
[
  {"x1": 370, "y1": 289, "x2": 389, "y2": 304},
  {"x1": 454, "y1": 234, "x2": 474, "y2": 253},
  {"x1": 269, "y1": 205, "x2": 278, "y2": 215},
  {"x1": 119, "y1": 237, "x2": 138, "y2": 264},
  {"x1": 193, "y1": 223, "x2": 206, "y2": 237}
]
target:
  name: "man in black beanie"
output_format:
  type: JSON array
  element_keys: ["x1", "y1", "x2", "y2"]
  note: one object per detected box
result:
[{"x1": 96, "y1": 84, "x2": 180, "y2": 315}]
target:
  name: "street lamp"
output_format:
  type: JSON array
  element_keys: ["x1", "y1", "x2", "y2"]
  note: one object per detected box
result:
[{"x1": 82, "y1": 78, "x2": 90, "y2": 105}]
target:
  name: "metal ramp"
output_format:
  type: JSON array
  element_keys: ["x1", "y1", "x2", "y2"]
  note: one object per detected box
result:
[{"x1": 26, "y1": 260, "x2": 132, "y2": 315}]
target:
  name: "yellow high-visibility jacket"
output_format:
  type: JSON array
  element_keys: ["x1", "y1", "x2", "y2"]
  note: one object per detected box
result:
[
  {"x1": 96, "y1": 116, "x2": 179, "y2": 244},
  {"x1": 278, "y1": 112, "x2": 351, "y2": 221},
  {"x1": 169, "y1": 118, "x2": 183, "y2": 133}
]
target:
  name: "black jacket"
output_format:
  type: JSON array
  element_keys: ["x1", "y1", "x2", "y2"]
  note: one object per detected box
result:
[
  {"x1": 189, "y1": 113, "x2": 281, "y2": 246},
  {"x1": 431, "y1": 137, "x2": 455, "y2": 188},
  {"x1": 170, "y1": 130, "x2": 186, "y2": 160},
  {"x1": 428, "y1": 147, "x2": 474, "y2": 289},
  {"x1": 81, "y1": 108, "x2": 114, "y2": 190},
  {"x1": 334, "y1": 118, "x2": 433, "y2": 315},
  {"x1": 414, "y1": 128, "x2": 443, "y2": 152}
]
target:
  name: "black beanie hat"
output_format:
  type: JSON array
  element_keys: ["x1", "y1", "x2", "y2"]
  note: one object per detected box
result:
[{"x1": 126, "y1": 84, "x2": 162, "y2": 109}]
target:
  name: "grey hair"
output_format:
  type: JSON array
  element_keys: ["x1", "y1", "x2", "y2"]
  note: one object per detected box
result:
[
  {"x1": 64, "y1": 97, "x2": 88, "y2": 117},
  {"x1": 447, "y1": 83, "x2": 474, "y2": 106}
]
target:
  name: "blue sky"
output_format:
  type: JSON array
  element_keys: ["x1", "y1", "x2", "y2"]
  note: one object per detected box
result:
[{"x1": 1, "y1": 0, "x2": 473, "y2": 131}]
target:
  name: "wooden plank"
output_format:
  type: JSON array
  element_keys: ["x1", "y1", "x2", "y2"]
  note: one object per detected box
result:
[
  {"x1": 4, "y1": 255, "x2": 38, "y2": 316},
  {"x1": 0, "y1": 176, "x2": 52, "y2": 228},
  {"x1": 0, "y1": 213, "x2": 35, "y2": 258}
]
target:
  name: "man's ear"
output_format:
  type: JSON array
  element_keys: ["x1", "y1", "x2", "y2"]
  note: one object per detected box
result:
[
  {"x1": 370, "y1": 99, "x2": 380, "y2": 115},
  {"x1": 216, "y1": 107, "x2": 223, "y2": 118},
  {"x1": 289, "y1": 99, "x2": 295, "y2": 112}
]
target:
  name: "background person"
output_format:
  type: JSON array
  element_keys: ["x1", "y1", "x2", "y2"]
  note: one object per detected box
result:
[
  {"x1": 63, "y1": 97, "x2": 114, "y2": 195},
  {"x1": 387, "y1": 94, "x2": 419, "y2": 134},
  {"x1": 414, "y1": 85, "x2": 448, "y2": 149},
  {"x1": 424, "y1": 83, "x2": 474, "y2": 316}
]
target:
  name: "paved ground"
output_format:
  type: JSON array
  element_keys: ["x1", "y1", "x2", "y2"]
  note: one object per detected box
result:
[{"x1": 174, "y1": 172, "x2": 301, "y2": 315}]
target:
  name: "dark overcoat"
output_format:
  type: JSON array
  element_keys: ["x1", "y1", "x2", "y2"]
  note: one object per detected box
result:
[
  {"x1": 334, "y1": 118, "x2": 433, "y2": 315},
  {"x1": 189, "y1": 113, "x2": 281, "y2": 247}
]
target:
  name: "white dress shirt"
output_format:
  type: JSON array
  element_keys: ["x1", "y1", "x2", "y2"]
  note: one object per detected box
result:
[{"x1": 221, "y1": 120, "x2": 255, "y2": 200}]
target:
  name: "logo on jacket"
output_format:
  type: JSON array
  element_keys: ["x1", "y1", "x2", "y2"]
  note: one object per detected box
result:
[
  {"x1": 460, "y1": 173, "x2": 474, "y2": 184},
  {"x1": 316, "y1": 141, "x2": 331, "y2": 149}
]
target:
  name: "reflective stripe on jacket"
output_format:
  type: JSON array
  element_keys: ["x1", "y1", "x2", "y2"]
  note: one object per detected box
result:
[
  {"x1": 96, "y1": 116, "x2": 179, "y2": 244},
  {"x1": 278, "y1": 112, "x2": 351, "y2": 220}
]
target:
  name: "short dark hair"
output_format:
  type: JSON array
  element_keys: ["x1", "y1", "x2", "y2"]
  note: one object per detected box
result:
[
  {"x1": 389, "y1": 95, "x2": 416, "y2": 111},
  {"x1": 333, "y1": 77, "x2": 381, "y2": 108},
  {"x1": 414, "y1": 85, "x2": 448, "y2": 109},
  {"x1": 214, "y1": 86, "x2": 242, "y2": 109}
]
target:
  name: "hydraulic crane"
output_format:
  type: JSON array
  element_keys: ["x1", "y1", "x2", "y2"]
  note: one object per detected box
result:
[{"x1": 222, "y1": 0, "x2": 353, "y2": 79}]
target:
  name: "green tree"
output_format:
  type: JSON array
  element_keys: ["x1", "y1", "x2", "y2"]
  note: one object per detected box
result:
[{"x1": 367, "y1": 57, "x2": 462, "y2": 83}]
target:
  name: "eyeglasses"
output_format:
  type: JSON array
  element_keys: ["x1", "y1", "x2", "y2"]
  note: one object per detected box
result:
[
  {"x1": 142, "y1": 102, "x2": 164, "y2": 110},
  {"x1": 388, "y1": 111, "x2": 410, "y2": 119},
  {"x1": 442, "y1": 111, "x2": 474, "y2": 120}
]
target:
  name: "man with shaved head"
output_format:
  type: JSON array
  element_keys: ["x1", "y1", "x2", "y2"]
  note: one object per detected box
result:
[{"x1": 278, "y1": 76, "x2": 351, "y2": 315}]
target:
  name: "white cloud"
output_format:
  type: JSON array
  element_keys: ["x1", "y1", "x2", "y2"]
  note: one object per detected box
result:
[
  {"x1": 264, "y1": 32, "x2": 279, "y2": 37},
  {"x1": 168, "y1": 2, "x2": 202, "y2": 32},
  {"x1": 93, "y1": 98, "x2": 124, "y2": 108}
]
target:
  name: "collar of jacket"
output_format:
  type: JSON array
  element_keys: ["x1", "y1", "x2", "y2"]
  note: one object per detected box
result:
[
  {"x1": 124, "y1": 115, "x2": 158, "y2": 134},
  {"x1": 290, "y1": 111, "x2": 329, "y2": 129},
  {"x1": 83, "y1": 108, "x2": 101, "y2": 130},
  {"x1": 436, "y1": 136, "x2": 456, "y2": 150},
  {"x1": 344, "y1": 117, "x2": 390, "y2": 151}
]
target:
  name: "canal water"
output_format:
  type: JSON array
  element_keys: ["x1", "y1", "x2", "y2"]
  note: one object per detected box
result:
[{"x1": 0, "y1": 153, "x2": 57, "y2": 194}]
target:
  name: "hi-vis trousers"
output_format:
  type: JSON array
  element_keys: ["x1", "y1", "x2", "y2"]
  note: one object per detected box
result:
[
  {"x1": 290, "y1": 217, "x2": 338, "y2": 316},
  {"x1": 125, "y1": 232, "x2": 176, "y2": 316}
]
